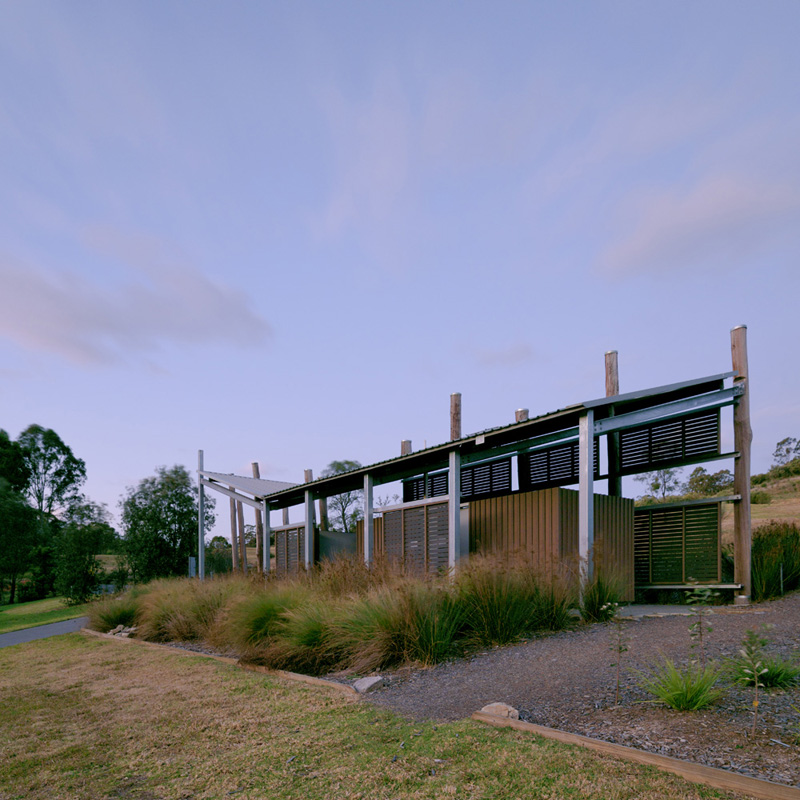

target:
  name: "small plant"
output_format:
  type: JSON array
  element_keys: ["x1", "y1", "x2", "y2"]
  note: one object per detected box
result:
[
  {"x1": 729, "y1": 626, "x2": 800, "y2": 689},
  {"x1": 686, "y1": 584, "x2": 719, "y2": 667},
  {"x1": 735, "y1": 628, "x2": 769, "y2": 736},
  {"x1": 606, "y1": 602, "x2": 629, "y2": 706},
  {"x1": 579, "y1": 572, "x2": 621, "y2": 623},
  {"x1": 639, "y1": 659, "x2": 724, "y2": 711}
]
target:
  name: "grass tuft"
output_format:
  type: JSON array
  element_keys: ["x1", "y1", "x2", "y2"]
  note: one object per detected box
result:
[{"x1": 639, "y1": 659, "x2": 724, "y2": 711}]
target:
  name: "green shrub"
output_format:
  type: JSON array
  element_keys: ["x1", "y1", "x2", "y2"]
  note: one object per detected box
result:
[
  {"x1": 751, "y1": 522, "x2": 800, "y2": 601},
  {"x1": 580, "y1": 572, "x2": 622, "y2": 623},
  {"x1": 402, "y1": 585, "x2": 464, "y2": 666},
  {"x1": 750, "y1": 490, "x2": 772, "y2": 504},
  {"x1": 88, "y1": 588, "x2": 146, "y2": 632},
  {"x1": 639, "y1": 659, "x2": 724, "y2": 710}
]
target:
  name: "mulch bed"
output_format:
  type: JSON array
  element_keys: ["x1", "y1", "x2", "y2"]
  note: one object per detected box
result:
[{"x1": 362, "y1": 592, "x2": 800, "y2": 789}]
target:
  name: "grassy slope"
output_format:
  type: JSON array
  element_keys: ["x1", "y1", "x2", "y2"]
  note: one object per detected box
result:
[
  {"x1": 720, "y1": 474, "x2": 800, "y2": 544},
  {"x1": 0, "y1": 635, "x2": 740, "y2": 800},
  {"x1": 0, "y1": 597, "x2": 90, "y2": 634}
]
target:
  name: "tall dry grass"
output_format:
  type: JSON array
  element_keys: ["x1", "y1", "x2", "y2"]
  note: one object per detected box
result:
[{"x1": 91, "y1": 554, "x2": 578, "y2": 675}]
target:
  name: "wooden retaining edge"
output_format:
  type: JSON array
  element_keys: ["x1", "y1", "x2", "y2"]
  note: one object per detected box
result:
[
  {"x1": 79, "y1": 629, "x2": 357, "y2": 697},
  {"x1": 471, "y1": 711, "x2": 800, "y2": 800}
]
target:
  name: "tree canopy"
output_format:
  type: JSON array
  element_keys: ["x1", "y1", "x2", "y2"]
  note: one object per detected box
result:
[
  {"x1": 321, "y1": 459, "x2": 363, "y2": 533},
  {"x1": 18, "y1": 424, "x2": 86, "y2": 529},
  {"x1": 120, "y1": 465, "x2": 215, "y2": 583}
]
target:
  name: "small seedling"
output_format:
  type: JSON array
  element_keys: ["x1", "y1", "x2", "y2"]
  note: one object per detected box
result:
[
  {"x1": 686, "y1": 584, "x2": 719, "y2": 668},
  {"x1": 604, "y1": 602, "x2": 629, "y2": 706},
  {"x1": 737, "y1": 629, "x2": 769, "y2": 736}
]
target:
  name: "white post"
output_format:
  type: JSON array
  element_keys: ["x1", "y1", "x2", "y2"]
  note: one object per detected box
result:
[
  {"x1": 262, "y1": 500, "x2": 271, "y2": 574},
  {"x1": 197, "y1": 450, "x2": 205, "y2": 581},
  {"x1": 578, "y1": 410, "x2": 595, "y2": 585},
  {"x1": 448, "y1": 449, "x2": 461, "y2": 569},
  {"x1": 363, "y1": 473, "x2": 374, "y2": 565},
  {"x1": 304, "y1": 490, "x2": 314, "y2": 569}
]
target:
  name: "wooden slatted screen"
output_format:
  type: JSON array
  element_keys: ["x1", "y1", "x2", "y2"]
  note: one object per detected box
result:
[
  {"x1": 619, "y1": 409, "x2": 720, "y2": 475},
  {"x1": 518, "y1": 440, "x2": 600, "y2": 492},
  {"x1": 633, "y1": 503, "x2": 721, "y2": 586},
  {"x1": 403, "y1": 458, "x2": 512, "y2": 502},
  {"x1": 275, "y1": 525, "x2": 305, "y2": 575}
]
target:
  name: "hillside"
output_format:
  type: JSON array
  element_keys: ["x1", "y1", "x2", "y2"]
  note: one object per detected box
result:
[{"x1": 720, "y1": 471, "x2": 800, "y2": 544}]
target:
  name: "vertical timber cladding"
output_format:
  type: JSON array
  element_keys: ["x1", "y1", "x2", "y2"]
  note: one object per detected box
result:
[
  {"x1": 468, "y1": 488, "x2": 635, "y2": 600},
  {"x1": 355, "y1": 515, "x2": 384, "y2": 561},
  {"x1": 359, "y1": 502, "x2": 450, "y2": 574},
  {"x1": 275, "y1": 525, "x2": 306, "y2": 575},
  {"x1": 633, "y1": 503, "x2": 721, "y2": 586}
]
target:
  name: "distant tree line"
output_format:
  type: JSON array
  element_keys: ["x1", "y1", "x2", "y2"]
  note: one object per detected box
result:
[{"x1": 1, "y1": 424, "x2": 215, "y2": 606}]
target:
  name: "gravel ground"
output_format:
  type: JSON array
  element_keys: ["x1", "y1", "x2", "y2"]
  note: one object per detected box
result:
[{"x1": 362, "y1": 592, "x2": 800, "y2": 788}]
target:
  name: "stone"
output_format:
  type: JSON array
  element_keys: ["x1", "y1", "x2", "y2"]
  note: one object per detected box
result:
[
  {"x1": 354, "y1": 676, "x2": 385, "y2": 694},
  {"x1": 480, "y1": 702, "x2": 519, "y2": 719},
  {"x1": 110, "y1": 625, "x2": 125, "y2": 634}
]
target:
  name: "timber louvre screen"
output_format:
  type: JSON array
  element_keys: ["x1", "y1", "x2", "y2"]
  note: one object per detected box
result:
[
  {"x1": 634, "y1": 503, "x2": 721, "y2": 586},
  {"x1": 402, "y1": 458, "x2": 511, "y2": 502},
  {"x1": 375, "y1": 502, "x2": 450, "y2": 574},
  {"x1": 518, "y1": 440, "x2": 600, "y2": 492},
  {"x1": 619, "y1": 409, "x2": 720, "y2": 475},
  {"x1": 275, "y1": 525, "x2": 306, "y2": 575}
]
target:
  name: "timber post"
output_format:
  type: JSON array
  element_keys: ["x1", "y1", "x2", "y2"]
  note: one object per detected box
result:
[
  {"x1": 448, "y1": 450, "x2": 462, "y2": 569},
  {"x1": 515, "y1": 409, "x2": 529, "y2": 423},
  {"x1": 605, "y1": 350, "x2": 621, "y2": 497},
  {"x1": 731, "y1": 326, "x2": 753, "y2": 599},
  {"x1": 401, "y1": 440, "x2": 412, "y2": 456},
  {"x1": 252, "y1": 462, "x2": 264, "y2": 573},
  {"x1": 450, "y1": 393, "x2": 462, "y2": 441}
]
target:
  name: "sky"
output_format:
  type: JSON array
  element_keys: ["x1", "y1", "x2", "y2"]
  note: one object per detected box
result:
[{"x1": 1, "y1": 1, "x2": 798, "y2": 538}]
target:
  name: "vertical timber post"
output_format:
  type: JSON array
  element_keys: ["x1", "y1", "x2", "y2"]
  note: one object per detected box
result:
[
  {"x1": 605, "y1": 350, "x2": 621, "y2": 497},
  {"x1": 197, "y1": 450, "x2": 205, "y2": 581},
  {"x1": 579, "y1": 410, "x2": 595, "y2": 589},
  {"x1": 237, "y1": 500, "x2": 247, "y2": 574},
  {"x1": 401, "y1": 440, "x2": 412, "y2": 456},
  {"x1": 363, "y1": 474, "x2": 374, "y2": 565},
  {"x1": 450, "y1": 393, "x2": 462, "y2": 441},
  {"x1": 448, "y1": 449, "x2": 462, "y2": 570},
  {"x1": 262, "y1": 500, "x2": 271, "y2": 574},
  {"x1": 282, "y1": 507, "x2": 290, "y2": 526},
  {"x1": 252, "y1": 462, "x2": 263, "y2": 573},
  {"x1": 229, "y1": 495, "x2": 239, "y2": 573},
  {"x1": 515, "y1": 409, "x2": 529, "y2": 423},
  {"x1": 304, "y1": 469, "x2": 315, "y2": 570},
  {"x1": 731, "y1": 326, "x2": 753, "y2": 599}
]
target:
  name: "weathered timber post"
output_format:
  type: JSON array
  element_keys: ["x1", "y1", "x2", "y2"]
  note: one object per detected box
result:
[
  {"x1": 229, "y1": 494, "x2": 239, "y2": 573},
  {"x1": 237, "y1": 500, "x2": 247, "y2": 574},
  {"x1": 197, "y1": 450, "x2": 205, "y2": 581},
  {"x1": 303, "y1": 469, "x2": 315, "y2": 569},
  {"x1": 401, "y1": 440, "x2": 412, "y2": 456},
  {"x1": 515, "y1": 409, "x2": 529, "y2": 423},
  {"x1": 450, "y1": 393, "x2": 462, "y2": 441},
  {"x1": 282, "y1": 507, "x2": 290, "y2": 526},
  {"x1": 731, "y1": 325, "x2": 753, "y2": 599},
  {"x1": 363, "y1": 474, "x2": 374, "y2": 565},
  {"x1": 252, "y1": 462, "x2": 264, "y2": 573},
  {"x1": 318, "y1": 496, "x2": 329, "y2": 531},
  {"x1": 605, "y1": 350, "x2": 621, "y2": 497}
]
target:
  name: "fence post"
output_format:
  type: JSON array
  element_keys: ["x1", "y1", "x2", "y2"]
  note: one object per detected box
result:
[{"x1": 731, "y1": 325, "x2": 752, "y2": 600}]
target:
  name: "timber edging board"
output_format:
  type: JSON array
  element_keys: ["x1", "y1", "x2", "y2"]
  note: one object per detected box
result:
[
  {"x1": 471, "y1": 710, "x2": 800, "y2": 800},
  {"x1": 80, "y1": 629, "x2": 358, "y2": 697}
]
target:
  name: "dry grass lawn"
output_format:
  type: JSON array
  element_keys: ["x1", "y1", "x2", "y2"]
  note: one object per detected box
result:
[{"x1": 0, "y1": 634, "x2": 745, "y2": 800}]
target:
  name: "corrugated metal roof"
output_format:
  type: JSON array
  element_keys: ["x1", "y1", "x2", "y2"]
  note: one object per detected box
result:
[
  {"x1": 206, "y1": 371, "x2": 735, "y2": 508},
  {"x1": 200, "y1": 471, "x2": 297, "y2": 499}
]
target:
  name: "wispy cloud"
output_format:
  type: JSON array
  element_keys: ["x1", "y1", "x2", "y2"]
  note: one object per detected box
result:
[
  {"x1": 470, "y1": 342, "x2": 535, "y2": 368},
  {"x1": 600, "y1": 174, "x2": 800, "y2": 276},
  {"x1": 0, "y1": 229, "x2": 270, "y2": 365}
]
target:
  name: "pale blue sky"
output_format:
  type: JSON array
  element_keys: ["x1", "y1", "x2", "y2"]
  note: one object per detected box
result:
[{"x1": 1, "y1": 2, "x2": 798, "y2": 535}]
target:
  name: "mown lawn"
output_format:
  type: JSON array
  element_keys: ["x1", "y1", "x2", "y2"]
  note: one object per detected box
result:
[
  {"x1": 0, "y1": 597, "x2": 90, "y2": 634},
  {"x1": 0, "y1": 634, "x2": 742, "y2": 800}
]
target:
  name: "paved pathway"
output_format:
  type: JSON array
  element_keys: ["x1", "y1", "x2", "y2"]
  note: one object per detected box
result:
[{"x1": 0, "y1": 616, "x2": 89, "y2": 649}]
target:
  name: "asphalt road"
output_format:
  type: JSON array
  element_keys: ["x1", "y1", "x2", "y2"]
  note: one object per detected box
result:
[{"x1": 0, "y1": 616, "x2": 89, "y2": 649}]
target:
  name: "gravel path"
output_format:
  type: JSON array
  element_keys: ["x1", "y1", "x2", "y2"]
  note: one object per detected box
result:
[{"x1": 363, "y1": 593, "x2": 800, "y2": 788}]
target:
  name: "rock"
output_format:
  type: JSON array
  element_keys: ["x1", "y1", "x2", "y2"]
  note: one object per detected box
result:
[
  {"x1": 110, "y1": 625, "x2": 125, "y2": 634},
  {"x1": 480, "y1": 702, "x2": 519, "y2": 719},
  {"x1": 354, "y1": 676, "x2": 385, "y2": 694}
]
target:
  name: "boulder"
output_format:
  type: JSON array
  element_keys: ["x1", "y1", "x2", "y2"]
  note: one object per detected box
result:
[
  {"x1": 480, "y1": 702, "x2": 519, "y2": 719},
  {"x1": 354, "y1": 676, "x2": 384, "y2": 694}
]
